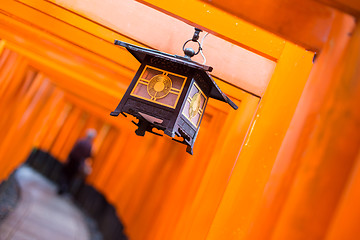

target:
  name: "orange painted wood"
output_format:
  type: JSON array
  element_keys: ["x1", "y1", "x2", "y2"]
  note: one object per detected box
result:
[
  {"x1": 325, "y1": 151, "x2": 360, "y2": 240},
  {"x1": 46, "y1": 0, "x2": 278, "y2": 96},
  {"x1": 200, "y1": 0, "x2": 336, "y2": 52},
  {"x1": 206, "y1": 42, "x2": 314, "y2": 240},
  {"x1": 0, "y1": 72, "x2": 45, "y2": 168},
  {"x1": 94, "y1": 94, "x2": 258, "y2": 240},
  {"x1": 0, "y1": 4, "x2": 309, "y2": 239},
  {"x1": 0, "y1": 30, "x2": 128, "y2": 108},
  {"x1": 63, "y1": 93, "x2": 127, "y2": 128},
  {"x1": 0, "y1": 51, "x2": 26, "y2": 103},
  {"x1": 0, "y1": 51, "x2": 28, "y2": 140},
  {"x1": 2, "y1": 0, "x2": 273, "y2": 98},
  {"x1": 266, "y1": 14, "x2": 358, "y2": 240},
  {"x1": 0, "y1": 52, "x2": 29, "y2": 178},
  {"x1": 57, "y1": 112, "x2": 89, "y2": 162},
  {"x1": 0, "y1": 7, "x2": 133, "y2": 102},
  {"x1": 316, "y1": 0, "x2": 360, "y2": 16},
  {"x1": 246, "y1": 13, "x2": 355, "y2": 240},
  {"x1": 50, "y1": 107, "x2": 83, "y2": 161},
  {"x1": 2, "y1": 1, "x2": 358, "y2": 240},
  {"x1": 51, "y1": 0, "x2": 284, "y2": 60},
  {"x1": 39, "y1": 103, "x2": 72, "y2": 152},
  {"x1": 33, "y1": 91, "x2": 65, "y2": 149},
  {"x1": 1, "y1": 19, "x2": 265, "y2": 240},
  {"x1": 0, "y1": 47, "x2": 120, "y2": 181},
  {"x1": 1, "y1": 0, "x2": 139, "y2": 74},
  {"x1": 0, "y1": 47, "x2": 118, "y2": 183},
  {"x1": 10, "y1": 87, "x2": 63, "y2": 173},
  {"x1": 0, "y1": 31, "x2": 261, "y2": 239},
  {"x1": 91, "y1": 130, "x2": 131, "y2": 190},
  {"x1": 54, "y1": 0, "x2": 285, "y2": 60},
  {"x1": 0, "y1": 40, "x2": 5, "y2": 55},
  {"x1": 2, "y1": 79, "x2": 54, "y2": 178}
]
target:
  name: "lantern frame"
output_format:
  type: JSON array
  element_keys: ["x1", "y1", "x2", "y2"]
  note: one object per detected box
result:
[{"x1": 110, "y1": 40, "x2": 237, "y2": 154}]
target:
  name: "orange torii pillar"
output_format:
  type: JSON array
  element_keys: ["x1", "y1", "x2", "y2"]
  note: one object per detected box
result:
[{"x1": 247, "y1": 13, "x2": 360, "y2": 240}]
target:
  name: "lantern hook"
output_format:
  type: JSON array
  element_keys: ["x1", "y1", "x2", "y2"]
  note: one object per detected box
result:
[
  {"x1": 182, "y1": 40, "x2": 201, "y2": 58},
  {"x1": 183, "y1": 28, "x2": 209, "y2": 64},
  {"x1": 192, "y1": 27, "x2": 202, "y2": 41},
  {"x1": 183, "y1": 28, "x2": 203, "y2": 59}
]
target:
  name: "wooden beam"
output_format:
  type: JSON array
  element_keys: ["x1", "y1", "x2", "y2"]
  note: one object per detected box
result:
[
  {"x1": 198, "y1": 0, "x2": 337, "y2": 52},
  {"x1": 315, "y1": 0, "x2": 360, "y2": 17},
  {"x1": 1, "y1": 0, "x2": 140, "y2": 74},
  {"x1": 0, "y1": 0, "x2": 279, "y2": 96},
  {"x1": 134, "y1": 0, "x2": 285, "y2": 60}
]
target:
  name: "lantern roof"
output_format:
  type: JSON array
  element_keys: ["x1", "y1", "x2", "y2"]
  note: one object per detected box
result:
[{"x1": 114, "y1": 40, "x2": 238, "y2": 110}]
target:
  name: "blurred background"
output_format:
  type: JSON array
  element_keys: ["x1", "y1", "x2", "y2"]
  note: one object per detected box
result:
[{"x1": 0, "y1": 0, "x2": 359, "y2": 240}]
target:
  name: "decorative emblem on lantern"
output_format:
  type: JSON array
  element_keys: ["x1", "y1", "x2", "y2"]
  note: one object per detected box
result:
[{"x1": 110, "y1": 28, "x2": 238, "y2": 154}]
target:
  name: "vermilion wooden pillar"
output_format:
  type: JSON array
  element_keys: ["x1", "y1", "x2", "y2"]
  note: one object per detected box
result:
[
  {"x1": 205, "y1": 42, "x2": 313, "y2": 240},
  {"x1": 326, "y1": 151, "x2": 360, "y2": 240},
  {"x1": 248, "y1": 13, "x2": 359, "y2": 240}
]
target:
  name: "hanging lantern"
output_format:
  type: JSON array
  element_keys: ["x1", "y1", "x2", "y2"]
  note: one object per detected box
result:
[{"x1": 110, "y1": 28, "x2": 238, "y2": 154}]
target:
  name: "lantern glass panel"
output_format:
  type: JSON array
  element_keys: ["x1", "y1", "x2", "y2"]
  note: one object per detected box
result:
[
  {"x1": 168, "y1": 74, "x2": 185, "y2": 90},
  {"x1": 182, "y1": 82, "x2": 207, "y2": 127},
  {"x1": 130, "y1": 65, "x2": 187, "y2": 109},
  {"x1": 189, "y1": 83, "x2": 199, "y2": 96},
  {"x1": 157, "y1": 92, "x2": 178, "y2": 106},
  {"x1": 142, "y1": 68, "x2": 163, "y2": 80},
  {"x1": 133, "y1": 83, "x2": 151, "y2": 100}
]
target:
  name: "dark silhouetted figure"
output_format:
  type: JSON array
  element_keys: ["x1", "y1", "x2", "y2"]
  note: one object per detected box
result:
[{"x1": 58, "y1": 129, "x2": 96, "y2": 195}]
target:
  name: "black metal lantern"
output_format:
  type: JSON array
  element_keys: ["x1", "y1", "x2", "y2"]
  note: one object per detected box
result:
[{"x1": 110, "y1": 28, "x2": 238, "y2": 154}]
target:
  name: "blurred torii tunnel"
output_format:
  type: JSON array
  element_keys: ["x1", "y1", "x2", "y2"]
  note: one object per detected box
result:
[{"x1": 0, "y1": 0, "x2": 360, "y2": 240}]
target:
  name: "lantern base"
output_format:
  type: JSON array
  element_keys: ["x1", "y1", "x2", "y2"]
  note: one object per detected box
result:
[
  {"x1": 125, "y1": 113, "x2": 195, "y2": 155},
  {"x1": 132, "y1": 119, "x2": 163, "y2": 137}
]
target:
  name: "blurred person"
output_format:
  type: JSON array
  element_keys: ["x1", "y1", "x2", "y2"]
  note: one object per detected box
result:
[{"x1": 58, "y1": 128, "x2": 97, "y2": 195}]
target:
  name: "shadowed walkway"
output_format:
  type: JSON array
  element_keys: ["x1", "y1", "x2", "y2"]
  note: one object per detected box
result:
[{"x1": 0, "y1": 166, "x2": 90, "y2": 240}]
